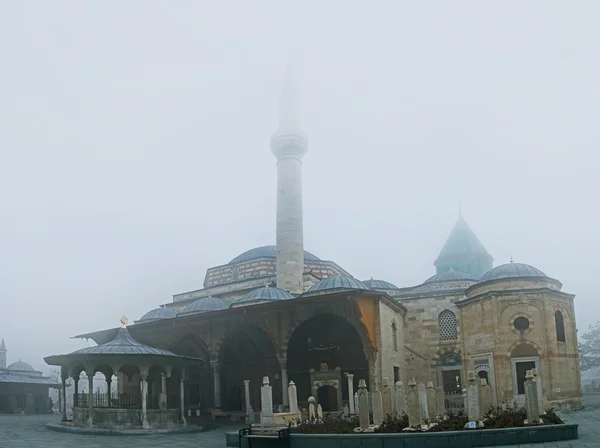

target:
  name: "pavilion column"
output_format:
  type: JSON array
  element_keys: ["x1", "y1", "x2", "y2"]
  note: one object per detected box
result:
[
  {"x1": 347, "y1": 374, "x2": 355, "y2": 415},
  {"x1": 74, "y1": 377, "x2": 79, "y2": 406},
  {"x1": 61, "y1": 376, "x2": 67, "y2": 422},
  {"x1": 210, "y1": 361, "x2": 222, "y2": 410},
  {"x1": 141, "y1": 374, "x2": 150, "y2": 429},
  {"x1": 160, "y1": 373, "x2": 167, "y2": 409},
  {"x1": 106, "y1": 376, "x2": 112, "y2": 408},
  {"x1": 87, "y1": 372, "x2": 93, "y2": 426},
  {"x1": 278, "y1": 357, "x2": 289, "y2": 408},
  {"x1": 179, "y1": 375, "x2": 187, "y2": 425}
]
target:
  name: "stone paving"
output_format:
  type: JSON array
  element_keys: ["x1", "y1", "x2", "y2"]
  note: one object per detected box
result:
[{"x1": 1, "y1": 396, "x2": 600, "y2": 448}]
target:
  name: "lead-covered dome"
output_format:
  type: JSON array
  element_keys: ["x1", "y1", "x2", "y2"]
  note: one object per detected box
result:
[
  {"x1": 229, "y1": 245, "x2": 320, "y2": 264},
  {"x1": 308, "y1": 275, "x2": 367, "y2": 292},
  {"x1": 136, "y1": 306, "x2": 177, "y2": 323},
  {"x1": 7, "y1": 360, "x2": 35, "y2": 372},
  {"x1": 478, "y1": 263, "x2": 547, "y2": 283},
  {"x1": 362, "y1": 279, "x2": 398, "y2": 290},
  {"x1": 424, "y1": 270, "x2": 477, "y2": 284},
  {"x1": 180, "y1": 296, "x2": 229, "y2": 315},
  {"x1": 238, "y1": 286, "x2": 293, "y2": 304}
]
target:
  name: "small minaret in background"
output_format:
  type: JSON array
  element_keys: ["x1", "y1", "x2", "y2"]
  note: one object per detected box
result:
[
  {"x1": 0, "y1": 339, "x2": 6, "y2": 369},
  {"x1": 270, "y1": 70, "x2": 308, "y2": 294}
]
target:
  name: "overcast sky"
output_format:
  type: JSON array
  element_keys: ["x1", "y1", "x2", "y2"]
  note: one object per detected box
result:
[{"x1": 1, "y1": 1, "x2": 598, "y2": 372}]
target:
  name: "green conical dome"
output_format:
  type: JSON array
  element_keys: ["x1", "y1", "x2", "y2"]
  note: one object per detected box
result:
[{"x1": 434, "y1": 217, "x2": 493, "y2": 278}]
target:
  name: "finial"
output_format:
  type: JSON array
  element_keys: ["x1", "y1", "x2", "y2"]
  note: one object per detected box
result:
[
  {"x1": 510, "y1": 256, "x2": 514, "y2": 263},
  {"x1": 120, "y1": 315, "x2": 128, "y2": 328},
  {"x1": 458, "y1": 200, "x2": 462, "y2": 218}
]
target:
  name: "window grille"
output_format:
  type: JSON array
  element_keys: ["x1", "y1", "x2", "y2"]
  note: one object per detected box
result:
[
  {"x1": 392, "y1": 322, "x2": 398, "y2": 351},
  {"x1": 438, "y1": 310, "x2": 458, "y2": 341}
]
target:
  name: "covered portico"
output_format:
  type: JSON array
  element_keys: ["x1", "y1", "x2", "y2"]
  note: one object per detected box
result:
[{"x1": 44, "y1": 317, "x2": 203, "y2": 429}]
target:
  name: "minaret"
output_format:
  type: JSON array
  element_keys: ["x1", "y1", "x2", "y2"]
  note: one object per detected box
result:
[
  {"x1": 0, "y1": 339, "x2": 6, "y2": 369},
  {"x1": 271, "y1": 71, "x2": 308, "y2": 294}
]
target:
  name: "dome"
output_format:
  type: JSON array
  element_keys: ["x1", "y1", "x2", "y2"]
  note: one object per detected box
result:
[
  {"x1": 70, "y1": 327, "x2": 179, "y2": 357},
  {"x1": 478, "y1": 263, "x2": 547, "y2": 283},
  {"x1": 7, "y1": 360, "x2": 35, "y2": 372},
  {"x1": 137, "y1": 306, "x2": 177, "y2": 323},
  {"x1": 362, "y1": 279, "x2": 398, "y2": 290},
  {"x1": 229, "y1": 245, "x2": 320, "y2": 264},
  {"x1": 238, "y1": 286, "x2": 293, "y2": 304},
  {"x1": 424, "y1": 270, "x2": 477, "y2": 284},
  {"x1": 308, "y1": 275, "x2": 367, "y2": 292},
  {"x1": 180, "y1": 296, "x2": 229, "y2": 314}
]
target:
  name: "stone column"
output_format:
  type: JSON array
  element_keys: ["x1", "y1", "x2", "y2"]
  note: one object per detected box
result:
[
  {"x1": 61, "y1": 376, "x2": 67, "y2": 422},
  {"x1": 210, "y1": 361, "x2": 222, "y2": 410},
  {"x1": 141, "y1": 375, "x2": 150, "y2": 428},
  {"x1": 87, "y1": 373, "x2": 94, "y2": 426},
  {"x1": 179, "y1": 376, "x2": 187, "y2": 425},
  {"x1": 243, "y1": 380, "x2": 251, "y2": 412},
  {"x1": 278, "y1": 357, "x2": 289, "y2": 408},
  {"x1": 346, "y1": 374, "x2": 355, "y2": 415},
  {"x1": 74, "y1": 377, "x2": 79, "y2": 407},
  {"x1": 160, "y1": 373, "x2": 167, "y2": 410}
]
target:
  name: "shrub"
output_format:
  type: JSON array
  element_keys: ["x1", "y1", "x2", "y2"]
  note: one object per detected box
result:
[
  {"x1": 427, "y1": 410, "x2": 469, "y2": 432},
  {"x1": 541, "y1": 408, "x2": 563, "y2": 425},
  {"x1": 374, "y1": 413, "x2": 409, "y2": 433},
  {"x1": 482, "y1": 402, "x2": 527, "y2": 428},
  {"x1": 291, "y1": 414, "x2": 359, "y2": 434}
]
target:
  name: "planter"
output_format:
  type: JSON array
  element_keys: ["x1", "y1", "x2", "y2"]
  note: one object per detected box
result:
[{"x1": 231, "y1": 424, "x2": 578, "y2": 448}]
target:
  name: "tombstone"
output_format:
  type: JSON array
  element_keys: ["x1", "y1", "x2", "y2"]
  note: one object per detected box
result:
[
  {"x1": 346, "y1": 374, "x2": 355, "y2": 415},
  {"x1": 308, "y1": 396, "x2": 316, "y2": 420},
  {"x1": 426, "y1": 382, "x2": 436, "y2": 420},
  {"x1": 466, "y1": 371, "x2": 480, "y2": 422},
  {"x1": 357, "y1": 379, "x2": 370, "y2": 429},
  {"x1": 247, "y1": 406, "x2": 255, "y2": 424},
  {"x1": 288, "y1": 381, "x2": 298, "y2": 413},
  {"x1": 525, "y1": 370, "x2": 540, "y2": 424},
  {"x1": 342, "y1": 404, "x2": 350, "y2": 418},
  {"x1": 417, "y1": 382, "x2": 429, "y2": 421},
  {"x1": 372, "y1": 389, "x2": 384, "y2": 425},
  {"x1": 317, "y1": 404, "x2": 323, "y2": 420},
  {"x1": 243, "y1": 380, "x2": 252, "y2": 423},
  {"x1": 406, "y1": 378, "x2": 421, "y2": 427},
  {"x1": 435, "y1": 386, "x2": 445, "y2": 418},
  {"x1": 395, "y1": 381, "x2": 406, "y2": 416},
  {"x1": 462, "y1": 389, "x2": 468, "y2": 414},
  {"x1": 479, "y1": 378, "x2": 491, "y2": 415},
  {"x1": 532, "y1": 369, "x2": 544, "y2": 414},
  {"x1": 260, "y1": 376, "x2": 274, "y2": 424},
  {"x1": 354, "y1": 392, "x2": 359, "y2": 415},
  {"x1": 381, "y1": 377, "x2": 393, "y2": 417}
]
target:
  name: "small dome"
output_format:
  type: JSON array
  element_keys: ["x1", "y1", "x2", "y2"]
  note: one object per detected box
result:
[
  {"x1": 137, "y1": 306, "x2": 177, "y2": 323},
  {"x1": 308, "y1": 275, "x2": 367, "y2": 292},
  {"x1": 424, "y1": 270, "x2": 477, "y2": 284},
  {"x1": 238, "y1": 286, "x2": 293, "y2": 304},
  {"x1": 479, "y1": 263, "x2": 547, "y2": 283},
  {"x1": 180, "y1": 296, "x2": 229, "y2": 314},
  {"x1": 229, "y1": 245, "x2": 320, "y2": 264},
  {"x1": 362, "y1": 279, "x2": 398, "y2": 290},
  {"x1": 7, "y1": 360, "x2": 35, "y2": 372}
]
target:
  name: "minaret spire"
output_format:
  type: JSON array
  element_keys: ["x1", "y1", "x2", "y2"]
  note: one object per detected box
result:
[
  {"x1": 0, "y1": 339, "x2": 6, "y2": 370},
  {"x1": 271, "y1": 70, "x2": 308, "y2": 294}
]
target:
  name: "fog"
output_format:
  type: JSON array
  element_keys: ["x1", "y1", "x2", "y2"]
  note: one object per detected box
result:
[{"x1": 1, "y1": 1, "x2": 598, "y2": 373}]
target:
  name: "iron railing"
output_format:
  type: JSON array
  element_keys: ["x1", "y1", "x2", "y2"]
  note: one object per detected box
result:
[
  {"x1": 444, "y1": 393, "x2": 464, "y2": 414},
  {"x1": 73, "y1": 392, "x2": 141, "y2": 409}
]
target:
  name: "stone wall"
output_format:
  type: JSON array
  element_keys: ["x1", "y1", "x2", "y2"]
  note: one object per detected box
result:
[
  {"x1": 400, "y1": 293, "x2": 465, "y2": 386},
  {"x1": 377, "y1": 300, "x2": 405, "y2": 388},
  {"x1": 458, "y1": 280, "x2": 581, "y2": 408}
]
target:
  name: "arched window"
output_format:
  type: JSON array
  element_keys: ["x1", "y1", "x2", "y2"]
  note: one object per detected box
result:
[
  {"x1": 438, "y1": 310, "x2": 458, "y2": 341},
  {"x1": 392, "y1": 321, "x2": 398, "y2": 351},
  {"x1": 555, "y1": 310, "x2": 566, "y2": 342}
]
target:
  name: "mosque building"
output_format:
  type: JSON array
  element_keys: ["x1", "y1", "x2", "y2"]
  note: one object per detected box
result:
[
  {"x1": 0, "y1": 339, "x2": 60, "y2": 413},
  {"x1": 69, "y1": 75, "x2": 582, "y2": 418}
]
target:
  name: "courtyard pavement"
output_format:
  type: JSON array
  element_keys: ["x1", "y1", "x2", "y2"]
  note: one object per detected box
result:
[{"x1": 2, "y1": 397, "x2": 600, "y2": 448}]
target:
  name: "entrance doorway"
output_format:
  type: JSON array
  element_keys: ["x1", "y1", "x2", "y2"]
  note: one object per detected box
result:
[
  {"x1": 510, "y1": 343, "x2": 540, "y2": 402},
  {"x1": 317, "y1": 386, "x2": 338, "y2": 412},
  {"x1": 514, "y1": 360, "x2": 536, "y2": 395},
  {"x1": 436, "y1": 352, "x2": 463, "y2": 413}
]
